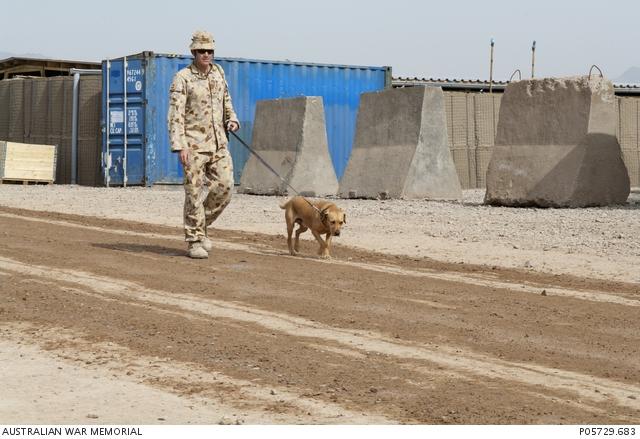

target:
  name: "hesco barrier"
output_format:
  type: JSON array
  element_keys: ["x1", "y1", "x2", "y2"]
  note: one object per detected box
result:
[
  {"x1": 442, "y1": 91, "x2": 501, "y2": 189},
  {"x1": 102, "y1": 52, "x2": 390, "y2": 186},
  {"x1": 0, "y1": 80, "x2": 10, "y2": 141},
  {"x1": 618, "y1": 97, "x2": 640, "y2": 188},
  {"x1": 29, "y1": 78, "x2": 48, "y2": 146},
  {"x1": 440, "y1": 91, "x2": 640, "y2": 189},
  {"x1": 0, "y1": 76, "x2": 102, "y2": 185},
  {"x1": 47, "y1": 77, "x2": 73, "y2": 184},
  {"x1": 77, "y1": 76, "x2": 102, "y2": 186}
]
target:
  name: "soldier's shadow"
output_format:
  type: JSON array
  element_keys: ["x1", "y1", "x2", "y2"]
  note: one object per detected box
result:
[{"x1": 92, "y1": 243, "x2": 185, "y2": 257}]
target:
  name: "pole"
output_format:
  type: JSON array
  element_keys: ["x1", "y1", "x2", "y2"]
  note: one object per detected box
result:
[
  {"x1": 531, "y1": 40, "x2": 536, "y2": 78},
  {"x1": 489, "y1": 38, "x2": 495, "y2": 93},
  {"x1": 105, "y1": 59, "x2": 111, "y2": 187},
  {"x1": 70, "y1": 68, "x2": 101, "y2": 186},
  {"x1": 71, "y1": 72, "x2": 80, "y2": 185},
  {"x1": 123, "y1": 57, "x2": 128, "y2": 187}
]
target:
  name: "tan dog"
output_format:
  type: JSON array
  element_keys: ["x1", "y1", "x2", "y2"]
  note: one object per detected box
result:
[{"x1": 279, "y1": 196, "x2": 346, "y2": 259}]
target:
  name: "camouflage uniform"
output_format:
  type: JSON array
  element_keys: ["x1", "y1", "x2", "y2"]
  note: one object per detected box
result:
[{"x1": 168, "y1": 31, "x2": 239, "y2": 244}]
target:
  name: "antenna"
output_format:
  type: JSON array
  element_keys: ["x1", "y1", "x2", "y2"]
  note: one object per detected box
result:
[
  {"x1": 489, "y1": 38, "x2": 495, "y2": 93},
  {"x1": 531, "y1": 40, "x2": 536, "y2": 78}
]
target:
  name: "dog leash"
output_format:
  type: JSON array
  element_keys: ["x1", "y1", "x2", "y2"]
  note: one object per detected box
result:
[{"x1": 229, "y1": 130, "x2": 324, "y2": 216}]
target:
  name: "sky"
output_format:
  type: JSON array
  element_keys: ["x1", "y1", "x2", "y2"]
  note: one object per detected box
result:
[{"x1": 2, "y1": 0, "x2": 639, "y2": 81}]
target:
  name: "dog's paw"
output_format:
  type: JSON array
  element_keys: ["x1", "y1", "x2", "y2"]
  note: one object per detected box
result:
[{"x1": 319, "y1": 253, "x2": 331, "y2": 260}]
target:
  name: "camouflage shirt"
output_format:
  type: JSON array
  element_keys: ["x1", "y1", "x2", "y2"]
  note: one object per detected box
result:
[{"x1": 168, "y1": 63, "x2": 239, "y2": 152}]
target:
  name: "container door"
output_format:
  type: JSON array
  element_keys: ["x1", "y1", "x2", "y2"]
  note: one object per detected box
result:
[{"x1": 102, "y1": 58, "x2": 145, "y2": 186}]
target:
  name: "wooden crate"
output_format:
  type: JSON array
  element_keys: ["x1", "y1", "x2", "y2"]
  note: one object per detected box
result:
[{"x1": 0, "y1": 141, "x2": 57, "y2": 183}]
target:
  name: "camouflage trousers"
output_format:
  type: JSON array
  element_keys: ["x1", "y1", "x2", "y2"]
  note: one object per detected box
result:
[{"x1": 183, "y1": 148, "x2": 234, "y2": 242}]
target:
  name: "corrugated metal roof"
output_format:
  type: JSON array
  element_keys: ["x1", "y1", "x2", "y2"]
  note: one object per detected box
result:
[
  {"x1": 0, "y1": 57, "x2": 100, "y2": 79},
  {"x1": 393, "y1": 76, "x2": 640, "y2": 95},
  {"x1": 614, "y1": 83, "x2": 640, "y2": 89},
  {"x1": 0, "y1": 56, "x2": 100, "y2": 66},
  {"x1": 393, "y1": 76, "x2": 508, "y2": 91}
]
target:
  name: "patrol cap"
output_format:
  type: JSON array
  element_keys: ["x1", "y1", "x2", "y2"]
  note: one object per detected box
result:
[{"x1": 189, "y1": 30, "x2": 215, "y2": 51}]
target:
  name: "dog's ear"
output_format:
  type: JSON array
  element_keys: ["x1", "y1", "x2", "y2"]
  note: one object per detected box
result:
[
  {"x1": 320, "y1": 206, "x2": 329, "y2": 221},
  {"x1": 342, "y1": 212, "x2": 346, "y2": 224}
]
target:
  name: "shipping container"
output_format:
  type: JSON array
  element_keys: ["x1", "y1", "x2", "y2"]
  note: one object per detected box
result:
[{"x1": 102, "y1": 52, "x2": 390, "y2": 186}]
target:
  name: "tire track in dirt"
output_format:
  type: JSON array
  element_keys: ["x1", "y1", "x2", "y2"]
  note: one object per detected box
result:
[
  {"x1": 1, "y1": 212, "x2": 636, "y2": 308},
  {"x1": 0, "y1": 323, "x2": 391, "y2": 424},
  {"x1": 1, "y1": 255, "x2": 639, "y2": 416}
]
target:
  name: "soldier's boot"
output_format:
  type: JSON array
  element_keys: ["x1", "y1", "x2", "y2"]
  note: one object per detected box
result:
[
  {"x1": 188, "y1": 241, "x2": 208, "y2": 259},
  {"x1": 201, "y1": 237, "x2": 213, "y2": 252}
]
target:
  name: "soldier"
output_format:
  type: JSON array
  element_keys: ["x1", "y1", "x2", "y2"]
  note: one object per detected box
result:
[{"x1": 168, "y1": 31, "x2": 240, "y2": 259}]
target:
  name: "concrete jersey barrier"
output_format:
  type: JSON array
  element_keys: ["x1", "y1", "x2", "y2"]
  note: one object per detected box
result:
[
  {"x1": 338, "y1": 86, "x2": 462, "y2": 200},
  {"x1": 485, "y1": 76, "x2": 630, "y2": 207},
  {"x1": 238, "y1": 96, "x2": 338, "y2": 197}
]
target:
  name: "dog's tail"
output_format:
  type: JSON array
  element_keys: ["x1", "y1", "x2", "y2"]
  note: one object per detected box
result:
[{"x1": 279, "y1": 199, "x2": 289, "y2": 210}]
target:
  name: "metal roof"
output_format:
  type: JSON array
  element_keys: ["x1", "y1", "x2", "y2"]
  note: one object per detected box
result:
[
  {"x1": 0, "y1": 57, "x2": 100, "y2": 79},
  {"x1": 393, "y1": 76, "x2": 508, "y2": 91},
  {"x1": 392, "y1": 76, "x2": 640, "y2": 95}
]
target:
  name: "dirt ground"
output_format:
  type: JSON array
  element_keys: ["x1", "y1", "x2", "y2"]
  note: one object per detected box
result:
[{"x1": 0, "y1": 186, "x2": 639, "y2": 424}]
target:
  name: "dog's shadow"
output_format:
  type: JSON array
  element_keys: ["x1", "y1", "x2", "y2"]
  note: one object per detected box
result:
[{"x1": 92, "y1": 242, "x2": 185, "y2": 257}]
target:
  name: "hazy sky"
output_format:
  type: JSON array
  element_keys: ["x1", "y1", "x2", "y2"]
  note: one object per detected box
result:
[{"x1": 2, "y1": 0, "x2": 638, "y2": 80}]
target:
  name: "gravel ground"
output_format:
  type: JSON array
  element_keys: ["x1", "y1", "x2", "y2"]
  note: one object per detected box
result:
[{"x1": 1, "y1": 184, "x2": 639, "y2": 283}]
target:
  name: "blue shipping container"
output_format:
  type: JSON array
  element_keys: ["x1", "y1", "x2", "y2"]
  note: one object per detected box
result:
[{"x1": 102, "y1": 52, "x2": 390, "y2": 186}]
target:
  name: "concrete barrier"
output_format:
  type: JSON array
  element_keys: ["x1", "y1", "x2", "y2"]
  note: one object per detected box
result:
[
  {"x1": 238, "y1": 96, "x2": 338, "y2": 196},
  {"x1": 485, "y1": 76, "x2": 630, "y2": 207},
  {"x1": 338, "y1": 86, "x2": 461, "y2": 200}
]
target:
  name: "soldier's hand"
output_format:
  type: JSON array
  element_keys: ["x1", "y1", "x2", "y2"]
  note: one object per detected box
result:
[
  {"x1": 179, "y1": 149, "x2": 190, "y2": 167},
  {"x1": 226, "y1": 121, "x2": 240, "y2": 132}
]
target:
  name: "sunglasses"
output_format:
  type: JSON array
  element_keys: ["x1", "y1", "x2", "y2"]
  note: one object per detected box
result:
[{"x1": 196, "y1": 49, "x2": 213, "y2": 55}]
